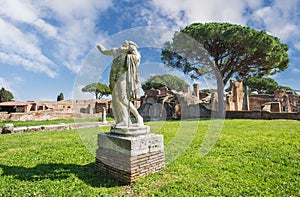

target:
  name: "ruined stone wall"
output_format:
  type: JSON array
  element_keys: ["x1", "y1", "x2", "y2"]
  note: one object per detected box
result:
[
  {"x1": 249, "y1": 94, "x2": 274, "y2": 110},
  {"x1": 226, "y1": 110, "x2": 262, "y2": 119},
  {"x1": 226, "y1": 80, "x2": 245, "y2": 111},
  {"x1": 261, "y1": 111, "x2": 300, "y2": 120},
  {"x1": 0, "y1": 112, "x2": 9, "y2": 122},
  {"x1": 0, "y1": 99, "x2": 111, "y2": 122},
  {"x1": 226, "y1": 110, "x2": 300, "y2": 120}
]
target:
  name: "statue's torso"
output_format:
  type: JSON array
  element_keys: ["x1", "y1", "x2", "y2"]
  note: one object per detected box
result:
[{"x1": 109, "y1": 47, "x2": 140, "y2": 91}]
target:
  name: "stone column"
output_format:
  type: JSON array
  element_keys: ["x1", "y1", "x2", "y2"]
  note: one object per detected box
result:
[
  {"x1": 244, "y1": 86, "x2": 250, "y2": 111},
  {"x1": 184, "y1": 84, "x2": 190, "y2": 95},
  {"x1": 193, "y1": 83, "x2": 199, "y2": 98}
]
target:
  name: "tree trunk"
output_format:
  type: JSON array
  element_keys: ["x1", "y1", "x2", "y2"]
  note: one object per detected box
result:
[{"x1": 211, "y1": 63, "x2": 225, "y2": 118}]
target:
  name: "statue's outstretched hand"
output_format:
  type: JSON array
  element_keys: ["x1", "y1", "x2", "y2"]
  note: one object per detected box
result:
[{"x1": 97, "y1": 45, "x2": 104, "y2": 52}]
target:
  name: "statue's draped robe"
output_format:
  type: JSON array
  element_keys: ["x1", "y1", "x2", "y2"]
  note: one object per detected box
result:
[
  {"x1": 126, "y1": 53, "x2": 140, "y2": 101},
  {"x1": 109, "y1": 46, "x2": 140, "y2": 101}
]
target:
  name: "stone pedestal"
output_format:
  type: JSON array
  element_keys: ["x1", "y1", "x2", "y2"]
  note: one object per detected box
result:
[{"x1": 95, "y1": 126, "x2": 165, "y2": 184}]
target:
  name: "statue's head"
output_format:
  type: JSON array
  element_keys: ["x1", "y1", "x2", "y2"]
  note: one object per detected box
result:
[
  {"x1": 122, "y1": 40, "x2": 129, "y2": 47},
  {"x1": 123, "y1": 40, "x2": 138, "y2": 48}
]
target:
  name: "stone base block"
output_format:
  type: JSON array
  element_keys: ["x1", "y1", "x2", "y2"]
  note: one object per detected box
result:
[
  {"x1": 95, "y1": 131, "x2": 165, "y2": 184},
  {"x1": 111, "y1": 125, "x2": 150, "y2": 136}
]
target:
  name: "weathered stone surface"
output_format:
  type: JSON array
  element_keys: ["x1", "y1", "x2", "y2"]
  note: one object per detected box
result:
[
  {"x1": 27, "y1": 126, "x2": 41, "y2": 132},
  {"x1": 226, "y1": 80, "x2": 245, "y2": 111},
  {"x1": 97, "y1": 132, "x2": 163, "y2": 156},
  {"x1": 1, "y1": 123, "x2": 14, "y2": 134},
  {"x1": 13, "y1": 127, "x2": 27, "y2": 133},
  {"x1": 96, "y1": 131, "x2": 165, "y2": 184},
  {"x1": 41, "y1": 124, "x2": 68, "y2": 131},
  {"x1": 111, "y1": 125, "x2": 150, "y2": 136}
]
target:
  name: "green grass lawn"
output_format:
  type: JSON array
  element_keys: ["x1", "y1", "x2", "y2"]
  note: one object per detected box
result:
[{"x1": 0, "y1": 119, "x2": 299, "y2": 196}]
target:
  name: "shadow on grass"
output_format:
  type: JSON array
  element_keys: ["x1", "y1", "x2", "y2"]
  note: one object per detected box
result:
[{"x1": 0, "y1": 163, "x2": 124, "y2": 188}]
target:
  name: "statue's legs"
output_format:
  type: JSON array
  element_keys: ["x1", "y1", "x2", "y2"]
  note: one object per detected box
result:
[
  {"x1": 129, "y1": 102, "x2": 144, "y2": 126},
  {"x1": 112, "y1": 76, "x2": 130, "y2": 127},
  {"x1": 111, "y1": 73, "x2": 144, "y2": 127}
]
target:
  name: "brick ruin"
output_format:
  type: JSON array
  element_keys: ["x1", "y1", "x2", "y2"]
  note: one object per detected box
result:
[
  {"x1": 138, "y1": 84, "x2": 213, "y2": 121},
  {"x1": 0, "y1": 99, "x2": 111, "y2": 122},
  {"x1": 1, "y1": 80, "x2": 299, "y2": 122},
  {"x1": 226, "y1": 80, "x2": 246, "y2": 111},
  {"x1": 226, "y1": 80, "x2": 300, "y2": 112},
  {"x1": 138, "y1": 80, "x2": 300, "y2": 122}
]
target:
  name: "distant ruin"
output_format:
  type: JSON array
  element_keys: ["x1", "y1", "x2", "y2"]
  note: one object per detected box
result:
[
  {"x1": 138, "y1": 84, "x2": 213, "y2": 121},
  {"x1": 138, "y1": 80, "x2": 300, "y2": 121},
  {"x1": 226, "y1": 80, "x2": 300, "y2": 112},
  {"x1": 1, "y1": 80, "x2": 299, "y2": 122},
  {"x1": 0, "y1": 99, "x2": 111, "y2": 122}
]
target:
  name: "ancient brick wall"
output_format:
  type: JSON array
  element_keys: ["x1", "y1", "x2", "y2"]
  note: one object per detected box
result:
[
  {"x1": 226, "y1": 110, "x2": 300, "y2": 120},
  {"x1": 249, "y1": 94, "x2": 274, "y2": 110},
  {"x1": 0, "y1": 99, "x2": 111, "y2": 122}
]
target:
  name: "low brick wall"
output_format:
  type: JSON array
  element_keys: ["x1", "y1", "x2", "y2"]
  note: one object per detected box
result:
[
  {"x1": 226, "y1": 111, "x2": 262, "y2": 119},
  {"x1": 226, "y1": 110, "x2": 300, "y2": 120},
  {"x1": 261, "y1": 111, "x2": 300, "y2": 120},
  {"x1": 95, "y1": 150, "x2": 165, "y2": 184}
]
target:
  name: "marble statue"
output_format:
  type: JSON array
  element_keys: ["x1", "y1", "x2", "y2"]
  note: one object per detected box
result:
[{"x1": 97, "y1": 40, "x2": 144, "y2": 128}]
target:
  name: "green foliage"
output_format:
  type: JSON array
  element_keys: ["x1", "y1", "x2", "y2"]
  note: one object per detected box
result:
[
  {"x1": 142, "y1": 74, "x2": 188, "y2": 92},
  {"x1": 243, "y1": 77, "x2": 293, "y2": 94},
  {"x1": 81, "y1": 82, "x2": 111, "y2": 99},
  {"x1": 244, "y1": 77, "x2": 279, "y2": 94},
  {"x1": 200, "y1": 89, "x2": 217, "y2": 93},
  {"x1": 0, "y1": 87, "x2": 14, "y2": 102},
  {"x1": 278, "y1": 85, "x2": 292, "y2": 90},
  {"x1": 57, "y1": 93, "x2": 64, "y2": 101},
  {"x1": 162, "y1": 22, "x2": 289, "y2": 86},
  {"x1": 0, "y1": 119, "x2": 299, "y2": 196}
]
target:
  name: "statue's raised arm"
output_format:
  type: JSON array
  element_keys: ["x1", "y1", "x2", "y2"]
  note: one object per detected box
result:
[{"x1": 97, "y1": 45, "x2": 113, "y2": 56}]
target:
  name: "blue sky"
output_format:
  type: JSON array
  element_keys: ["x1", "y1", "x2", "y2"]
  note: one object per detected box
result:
[{"x1": 0, "y1": 0, "x2": 300, "y2": 101}]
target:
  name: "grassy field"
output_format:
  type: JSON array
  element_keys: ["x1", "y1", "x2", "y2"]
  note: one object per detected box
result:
[{"x1": 0, "y1": 119, "x2": 299, "y2": 196}]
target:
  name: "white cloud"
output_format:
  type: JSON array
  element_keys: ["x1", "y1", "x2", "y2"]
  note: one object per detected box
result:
[
  {"x1": 0, "y1": 0, "x2": 37, "y2": 23},
  {"x1": 34, "y1": 19, "x2": 58, "y2": 37},
  {"x1": 0, "y1": 18, "x2": 58, "y2": 78},
  {"x1": 0, "y1": 0, "x2": 113, "y2": 76},
  {"x1": 0, "y1": 0, "x2": 299, "y2": 86},
  {"x1": 292, "y1": 68, "x2": 300, "y2": 73},
  {"x1": 39, "y1": 0, "x2": 113, "y2": 72},
  {"x1": 252, "y1": 1, "x2": 300, "y2": 42},
  {"x1": 245, "y1": 0, "x2": 263, "y2": 9},
  {"x1": 294, "y1": 42, "x2": 300, "y2": 51},
  {"x1": 149, "y1": 0, "x2": 300, "y2": 50},
  {"x1": 151, "y1": 0, "x2": 248, "y2": 28},
  {"x1": 0, "y1": 52, "x2": 57, "y2": 78},
  {"x1": 153, "y1": 0, "x2": 300, "y2": 46},
  {"x1": 0, "y1": 0, "x2": 57, "y2": 37}
]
